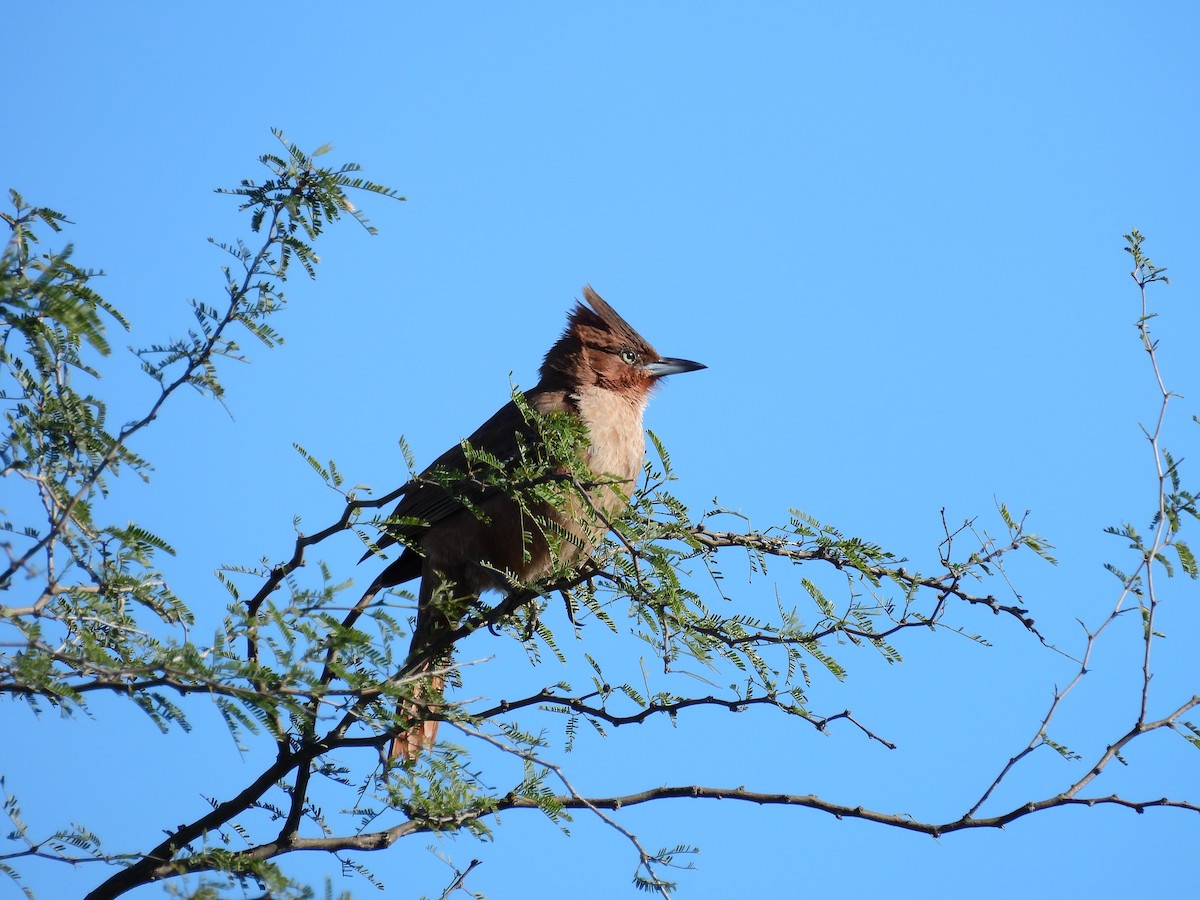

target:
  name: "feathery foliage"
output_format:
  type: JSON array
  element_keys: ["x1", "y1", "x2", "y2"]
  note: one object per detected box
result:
[{"x1": 1, "y1": 140, "x2": 1195, "y2": 900}]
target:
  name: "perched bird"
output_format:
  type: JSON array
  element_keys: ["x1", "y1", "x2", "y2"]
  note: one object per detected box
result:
[{"x1": 368, "y1": 286, "x2": 704, "y2": 761}]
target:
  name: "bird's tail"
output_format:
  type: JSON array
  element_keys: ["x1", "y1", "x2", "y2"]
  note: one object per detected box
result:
[
  {"x1": 387, "y1": 567, "x2": 465, "y2": 764},
  {"x1": 390, "y1": 667, "x2": 444, "y2": 763}
]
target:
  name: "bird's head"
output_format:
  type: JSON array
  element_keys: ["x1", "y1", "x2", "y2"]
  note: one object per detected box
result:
[{"x1": 539, "y1": 286, "x2": 706, "y2": 400}]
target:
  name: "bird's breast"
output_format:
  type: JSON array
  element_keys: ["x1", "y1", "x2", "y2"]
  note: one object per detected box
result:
[{"x1": 573, "y1": 385, "x2": 648, "y2": 489}]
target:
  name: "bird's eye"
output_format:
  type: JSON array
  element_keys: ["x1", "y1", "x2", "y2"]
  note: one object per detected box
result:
[{"x1": 619, "y1": 349, "x2": 638, "y2": 365}]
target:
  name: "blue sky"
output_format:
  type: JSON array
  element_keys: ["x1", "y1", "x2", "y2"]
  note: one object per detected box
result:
[{"x1": 4, "y1": 3, "x2": 1199, "y2": 898}]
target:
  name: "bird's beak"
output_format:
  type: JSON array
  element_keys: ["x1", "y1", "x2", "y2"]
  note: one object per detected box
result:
[{"x1": 644, "y1": 357, "x2": 707, "y2": 378}]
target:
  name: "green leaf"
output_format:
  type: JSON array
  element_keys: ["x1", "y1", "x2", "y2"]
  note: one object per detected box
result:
[{"x1": 1175, "y1": 540, "x2": 1198, "y2": 579}]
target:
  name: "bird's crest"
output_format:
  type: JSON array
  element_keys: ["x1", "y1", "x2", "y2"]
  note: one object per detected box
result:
[
  {"x1": 576, "y1": 285, "x2": 652, "y2": 349},
  {"x1": 540, "y1": 286, "x2": 659, "y2": 386}
]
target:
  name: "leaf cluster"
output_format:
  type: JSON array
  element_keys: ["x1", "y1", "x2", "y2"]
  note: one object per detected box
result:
[{"x1": 1, "y1": 134, "x2": 404, "y2": 900}]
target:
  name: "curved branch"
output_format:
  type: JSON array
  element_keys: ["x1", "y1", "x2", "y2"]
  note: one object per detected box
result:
[
  {"x1": 689, "y1": 526, "x2": 1043, "y2": 636},
  {"x1": 124, "y1": 778, "x2": 1200, "y2": 883},
  {"x1": 508, "y1": 784, "x2": 1200, "y2": 835},
  {"x1": 476, "y1": 690, "x2": 898, "y2": 749}
]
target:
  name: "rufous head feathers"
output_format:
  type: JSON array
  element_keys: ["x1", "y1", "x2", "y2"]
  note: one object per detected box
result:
[{"x1": 538, "y1": 285, "x2": 705, "y2": 392}]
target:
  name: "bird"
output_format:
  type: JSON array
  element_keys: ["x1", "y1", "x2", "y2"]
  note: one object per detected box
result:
[{"x1": 365, "y1": 286, "x2": 705, "y2": 761}]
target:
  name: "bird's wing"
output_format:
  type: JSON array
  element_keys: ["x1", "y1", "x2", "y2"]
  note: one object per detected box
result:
[{"x1": 369, "y1": 389, "x2": 573, "y2": 555}]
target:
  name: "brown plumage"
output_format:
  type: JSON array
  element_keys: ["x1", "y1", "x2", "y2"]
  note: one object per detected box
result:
[{"x1": 368, "y1": 286, "x2": 704, "y2": 761}]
